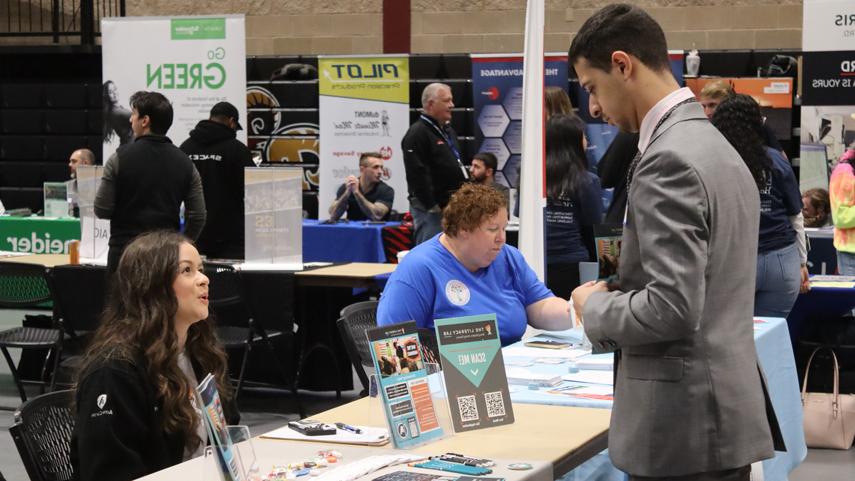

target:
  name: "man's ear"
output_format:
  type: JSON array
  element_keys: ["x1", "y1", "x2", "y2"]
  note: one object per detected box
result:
[{"x1": 611, "y1": 51, "x2": 632, "y2": 79}]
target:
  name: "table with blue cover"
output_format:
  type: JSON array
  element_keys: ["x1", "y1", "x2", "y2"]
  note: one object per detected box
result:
[
  {"x1": 504, "y1": 317, "x2": 806, "y2": 481},
  {"x1": 302, "y1": 219, "x2": 399, "y2": 263},
  {"x1": 787, "y1": 277, "x2": 855, "y2": 348}
]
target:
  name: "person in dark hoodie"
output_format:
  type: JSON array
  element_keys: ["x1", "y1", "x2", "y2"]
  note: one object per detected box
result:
[{"x1": 180, "y1": 102, "x2": 255, "y2": 259}]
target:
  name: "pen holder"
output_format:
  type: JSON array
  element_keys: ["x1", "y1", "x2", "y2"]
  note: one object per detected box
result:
[{"x1": 199, "y1": 425, "x2": 259, "y2": 481}]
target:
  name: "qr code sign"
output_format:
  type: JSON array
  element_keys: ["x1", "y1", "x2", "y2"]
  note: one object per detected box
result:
[
  {"x1": 457, "y1": 395, "x2": 479, "y2": 422},
  {"x1": 484, "y1": 391, "x2": 506, "y2": 417}
]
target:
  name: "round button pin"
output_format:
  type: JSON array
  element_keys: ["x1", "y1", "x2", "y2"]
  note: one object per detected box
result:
[{"x1": 508, "y1": 463, "x2": 533, "y2": 470}]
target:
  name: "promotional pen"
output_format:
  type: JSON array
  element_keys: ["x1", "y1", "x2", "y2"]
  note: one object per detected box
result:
[{"x1": 335, "y1": 422, "x2": 362, "y2": 434}]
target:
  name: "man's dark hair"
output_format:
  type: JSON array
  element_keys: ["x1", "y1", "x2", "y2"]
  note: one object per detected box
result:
[
  {"x1": 129, "y1": 91, "x2": 174, "y2": 135},
  {"x1": 568, "y1": 4, "x2": 669, "y2": 74},
  {"x1": 472, "y1": 152, "x2": 498, "y2": 174}
]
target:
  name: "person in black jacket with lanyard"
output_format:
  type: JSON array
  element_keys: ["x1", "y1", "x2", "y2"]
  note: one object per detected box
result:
[
  {"x1": 181, "y1": 102, "x2": 255, "y2": 260},
  {"x1": 71, "y1": 231, "x2": 237, "y2": 481},
  {"x1": 402, "y1": 83, "x2": 470, "y2": 244}
]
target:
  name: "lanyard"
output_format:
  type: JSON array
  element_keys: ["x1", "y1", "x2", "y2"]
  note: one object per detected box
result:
[{"x1": 420, "y1": 114, "x2": 462, "y2": 161}]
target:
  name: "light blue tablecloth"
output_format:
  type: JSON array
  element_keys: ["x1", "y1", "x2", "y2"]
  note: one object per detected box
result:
[{"x1": 507, "y1": 317, "x2": 806, "y2": 481}]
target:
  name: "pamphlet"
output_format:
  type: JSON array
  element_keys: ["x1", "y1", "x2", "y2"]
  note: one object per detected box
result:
[
  {"x1": 434, "y1": 313, "x2": 514, "y2": 432},
  {"x1": 593, "y1": 223, "x2": 622, "y2": 281},
  {"x1": 366, "y1": 321, "x2": 444, "y2": 448},
  {"x1": 43, "y1": 182, "x2": 69, "y2": 218},
  {"x1": 196, "y1": 373, "x2": 242, "y2": 481}
]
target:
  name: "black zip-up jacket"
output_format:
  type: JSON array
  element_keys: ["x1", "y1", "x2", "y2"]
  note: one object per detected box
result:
[
  {"x1": 180, "y1": 120, "x2": 255, "y2": 259},
  {"x1": 71, "y1": 354, "x2": 239, "y2": 481},
  {"x1": 94, "y1": 135, "x2": 206, "y2": 249},
  {"x1": 401, "y1": 115, "x2": 468, "y2": 209}
]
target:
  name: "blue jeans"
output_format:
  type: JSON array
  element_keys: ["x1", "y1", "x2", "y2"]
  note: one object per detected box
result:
[
  {"x1": 410, "y1": 204, "x2": 442, "y2": 245},
  {"x1": 755, "y1": 242, "x2": 801, "y2": 318},
  {"x1": 837, "y1": 250, "x2": 855, "y2": 276}
]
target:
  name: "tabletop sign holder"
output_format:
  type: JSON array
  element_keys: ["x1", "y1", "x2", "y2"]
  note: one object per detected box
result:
[
  {"x1": 75, "y1": 165, "x2": 110, "y2": 263},
  {"x1": 366, "y1": 321, "x2": 450, "y2": 449},
  {"x1": 242, "y1": 167, "x2": 303, "y2": 269},
  {"x1": 43, "y1": 182, "x2": 69, "y2": 218},
  {"x1": 434, "y1": 313, "x2": 515, "y2": 432}
]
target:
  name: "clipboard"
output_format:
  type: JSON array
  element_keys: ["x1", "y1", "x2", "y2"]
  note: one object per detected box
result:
[{"x1": 261, "y1": 424, "x2": 390, "y2": 446}]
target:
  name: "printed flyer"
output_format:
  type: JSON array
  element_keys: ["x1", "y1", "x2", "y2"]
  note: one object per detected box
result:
[
  {"x1": 196, "y1": 373, "x2": 242, "y2": 481},
  {"x1": 366, "y1": 321, "x2": 444, "y2": 448},
  {"x1": 434, "y1": 314, "x2": 514, "y2": 432}
]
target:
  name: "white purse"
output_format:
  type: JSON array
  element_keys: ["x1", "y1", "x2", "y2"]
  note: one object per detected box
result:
[{"x1": 801, "y1": 346, "x2": 855, "y2": 449}]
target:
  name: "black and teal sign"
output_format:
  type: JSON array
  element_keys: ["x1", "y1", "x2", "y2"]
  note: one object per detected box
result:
[{"x1": 435, "y1": 313, "x2": 514, "y2": 432}]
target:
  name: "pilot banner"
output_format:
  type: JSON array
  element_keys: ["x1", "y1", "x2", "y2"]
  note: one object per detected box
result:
[
  {"x1": 317, "y1": 56, "x2": 410, "y2": 218},
  {"x1": 101, "y1": 15, "x2": 247, "y2": 161}
]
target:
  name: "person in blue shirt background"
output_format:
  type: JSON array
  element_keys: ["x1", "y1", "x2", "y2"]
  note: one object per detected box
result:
[
  {"x1": 377, "y1": 183, "x2": 572, "y2": 346},
  {"x1": 545, "y1": 114, "x2": 603, "y2": 298},
  {"x1": 712, "y1": 94, "x2": 808, "y2": 318}
]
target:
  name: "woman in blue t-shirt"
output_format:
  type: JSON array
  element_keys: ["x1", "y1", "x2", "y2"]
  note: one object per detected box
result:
[
  {"x1": 545, "y1": 114, "x2": 603, "y2": 299},
  {"x1": 712, "y1": 94, "x2": 808, "y2": 318},
  {"x1": 377, "y1": 183, "x2": 572, "y2": 346}
]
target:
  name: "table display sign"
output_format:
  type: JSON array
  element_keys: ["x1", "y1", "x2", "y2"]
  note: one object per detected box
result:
[
  {"x1": 243, "y1": 167, "x2": 302, "y2": 268},
  {"x1": 76, "y1": 165, "x2": 109, "y2": 261},
  {"x1": 43, "y1": 182, "x2": 69, "y2": 218},
  {"x1": 434, "y1": 313, "x2": 514, "y2": 433},
  {"x1": 366, "y1": 321, "x2": 444, "y2": 448}
]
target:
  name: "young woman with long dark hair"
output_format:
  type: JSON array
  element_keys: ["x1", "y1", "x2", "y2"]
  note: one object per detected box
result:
[
  {"x1": 545, "y1": 114, "x2": 602, "y2": 298},
  {"x1": 71, "y1": 231, "x2": 235, "y2": 481},
  {"x1": 712, "y1": 94, "x2": 808, "y2": 317}
]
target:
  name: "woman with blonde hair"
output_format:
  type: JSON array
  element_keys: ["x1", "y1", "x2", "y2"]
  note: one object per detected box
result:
[
  {"x1": 545, "y1": 86, "x2": 574, "y2": 118},
  {"x1": 72, "y1": 231, "x2": 236, "y2": 481}
]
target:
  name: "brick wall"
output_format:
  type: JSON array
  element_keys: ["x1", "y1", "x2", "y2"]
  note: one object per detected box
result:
[
  {"x1": 412, "y1": 0, "x2": 804, "y2": 54},
  {"x1": 116, "y1": 0, "x2": 804, "y2": 54}
]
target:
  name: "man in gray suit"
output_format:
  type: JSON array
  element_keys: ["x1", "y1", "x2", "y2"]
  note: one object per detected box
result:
[{"x1": 570, "y1": 5, "x2": 782, "y2": 481}]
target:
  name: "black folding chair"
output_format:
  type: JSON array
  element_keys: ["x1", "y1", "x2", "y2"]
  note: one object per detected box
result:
[
  {"x1": 204, "y1": 262, "x2": 304, "y2": 416},
  {"x1": 9, "y1": 389, "x2": 75, "y2": 481},
  {"x1": 46, "y1": 264, "x2": 108, "y2": 385},
  {"x1": 0, "y1": 262, "x2": 64, "y2": 403}
]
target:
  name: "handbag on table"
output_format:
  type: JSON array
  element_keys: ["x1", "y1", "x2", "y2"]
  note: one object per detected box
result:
[{"x1": 802, "y1": 346, "x2": 855, "y2": 449}]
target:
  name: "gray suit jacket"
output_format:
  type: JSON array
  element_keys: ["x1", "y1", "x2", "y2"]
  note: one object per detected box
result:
[{"x1": 583, "y1": 102, "x2": 780, "y2": 477}]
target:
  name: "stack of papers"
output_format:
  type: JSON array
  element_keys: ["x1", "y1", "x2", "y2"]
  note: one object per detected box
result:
[
  {"x1": 503, "y1": 345, "x2": 589, "y2": 361},
  {"x1": 576, "y1": 354, "x2": 614, "y2": 371},
  {"x1": 505, "y1": 367, "x2": 563, "y2": 386},
  {"x1": 562, "y1": 370, "x2": 614, "y2": 386}
]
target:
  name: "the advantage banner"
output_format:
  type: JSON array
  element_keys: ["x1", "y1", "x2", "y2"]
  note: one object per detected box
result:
[
  {"x1": 318, "y1": 55, "x2": 409, "y2": 219},
  {"x1": 471, "y1": 53, "x2": 568, "y2": 195},
  {"x1": 101, "y1": 15, "x2": 247, "y2": 161}
]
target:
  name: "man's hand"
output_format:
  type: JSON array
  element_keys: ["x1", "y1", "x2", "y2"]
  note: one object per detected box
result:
[
  {"x1": 571, "y1": 280, "x2": 608, "y2": 325},
  {"x1": 345, "y1": 175, "x2": 358, "y2": 194},
  {"x1": 800, "y1": 265, "x2": 810, "y2": 294}
]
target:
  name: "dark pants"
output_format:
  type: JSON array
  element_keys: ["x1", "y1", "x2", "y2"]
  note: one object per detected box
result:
[
  {"x1": 107, "y1": 244, "x2": 124, "y2": 273},
  {"x1": 410, "y1": 204, "x2": 442, "y2": 245},
  {"x1": 629, "y1": 466, "x2": 750, "y2": 481}
]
